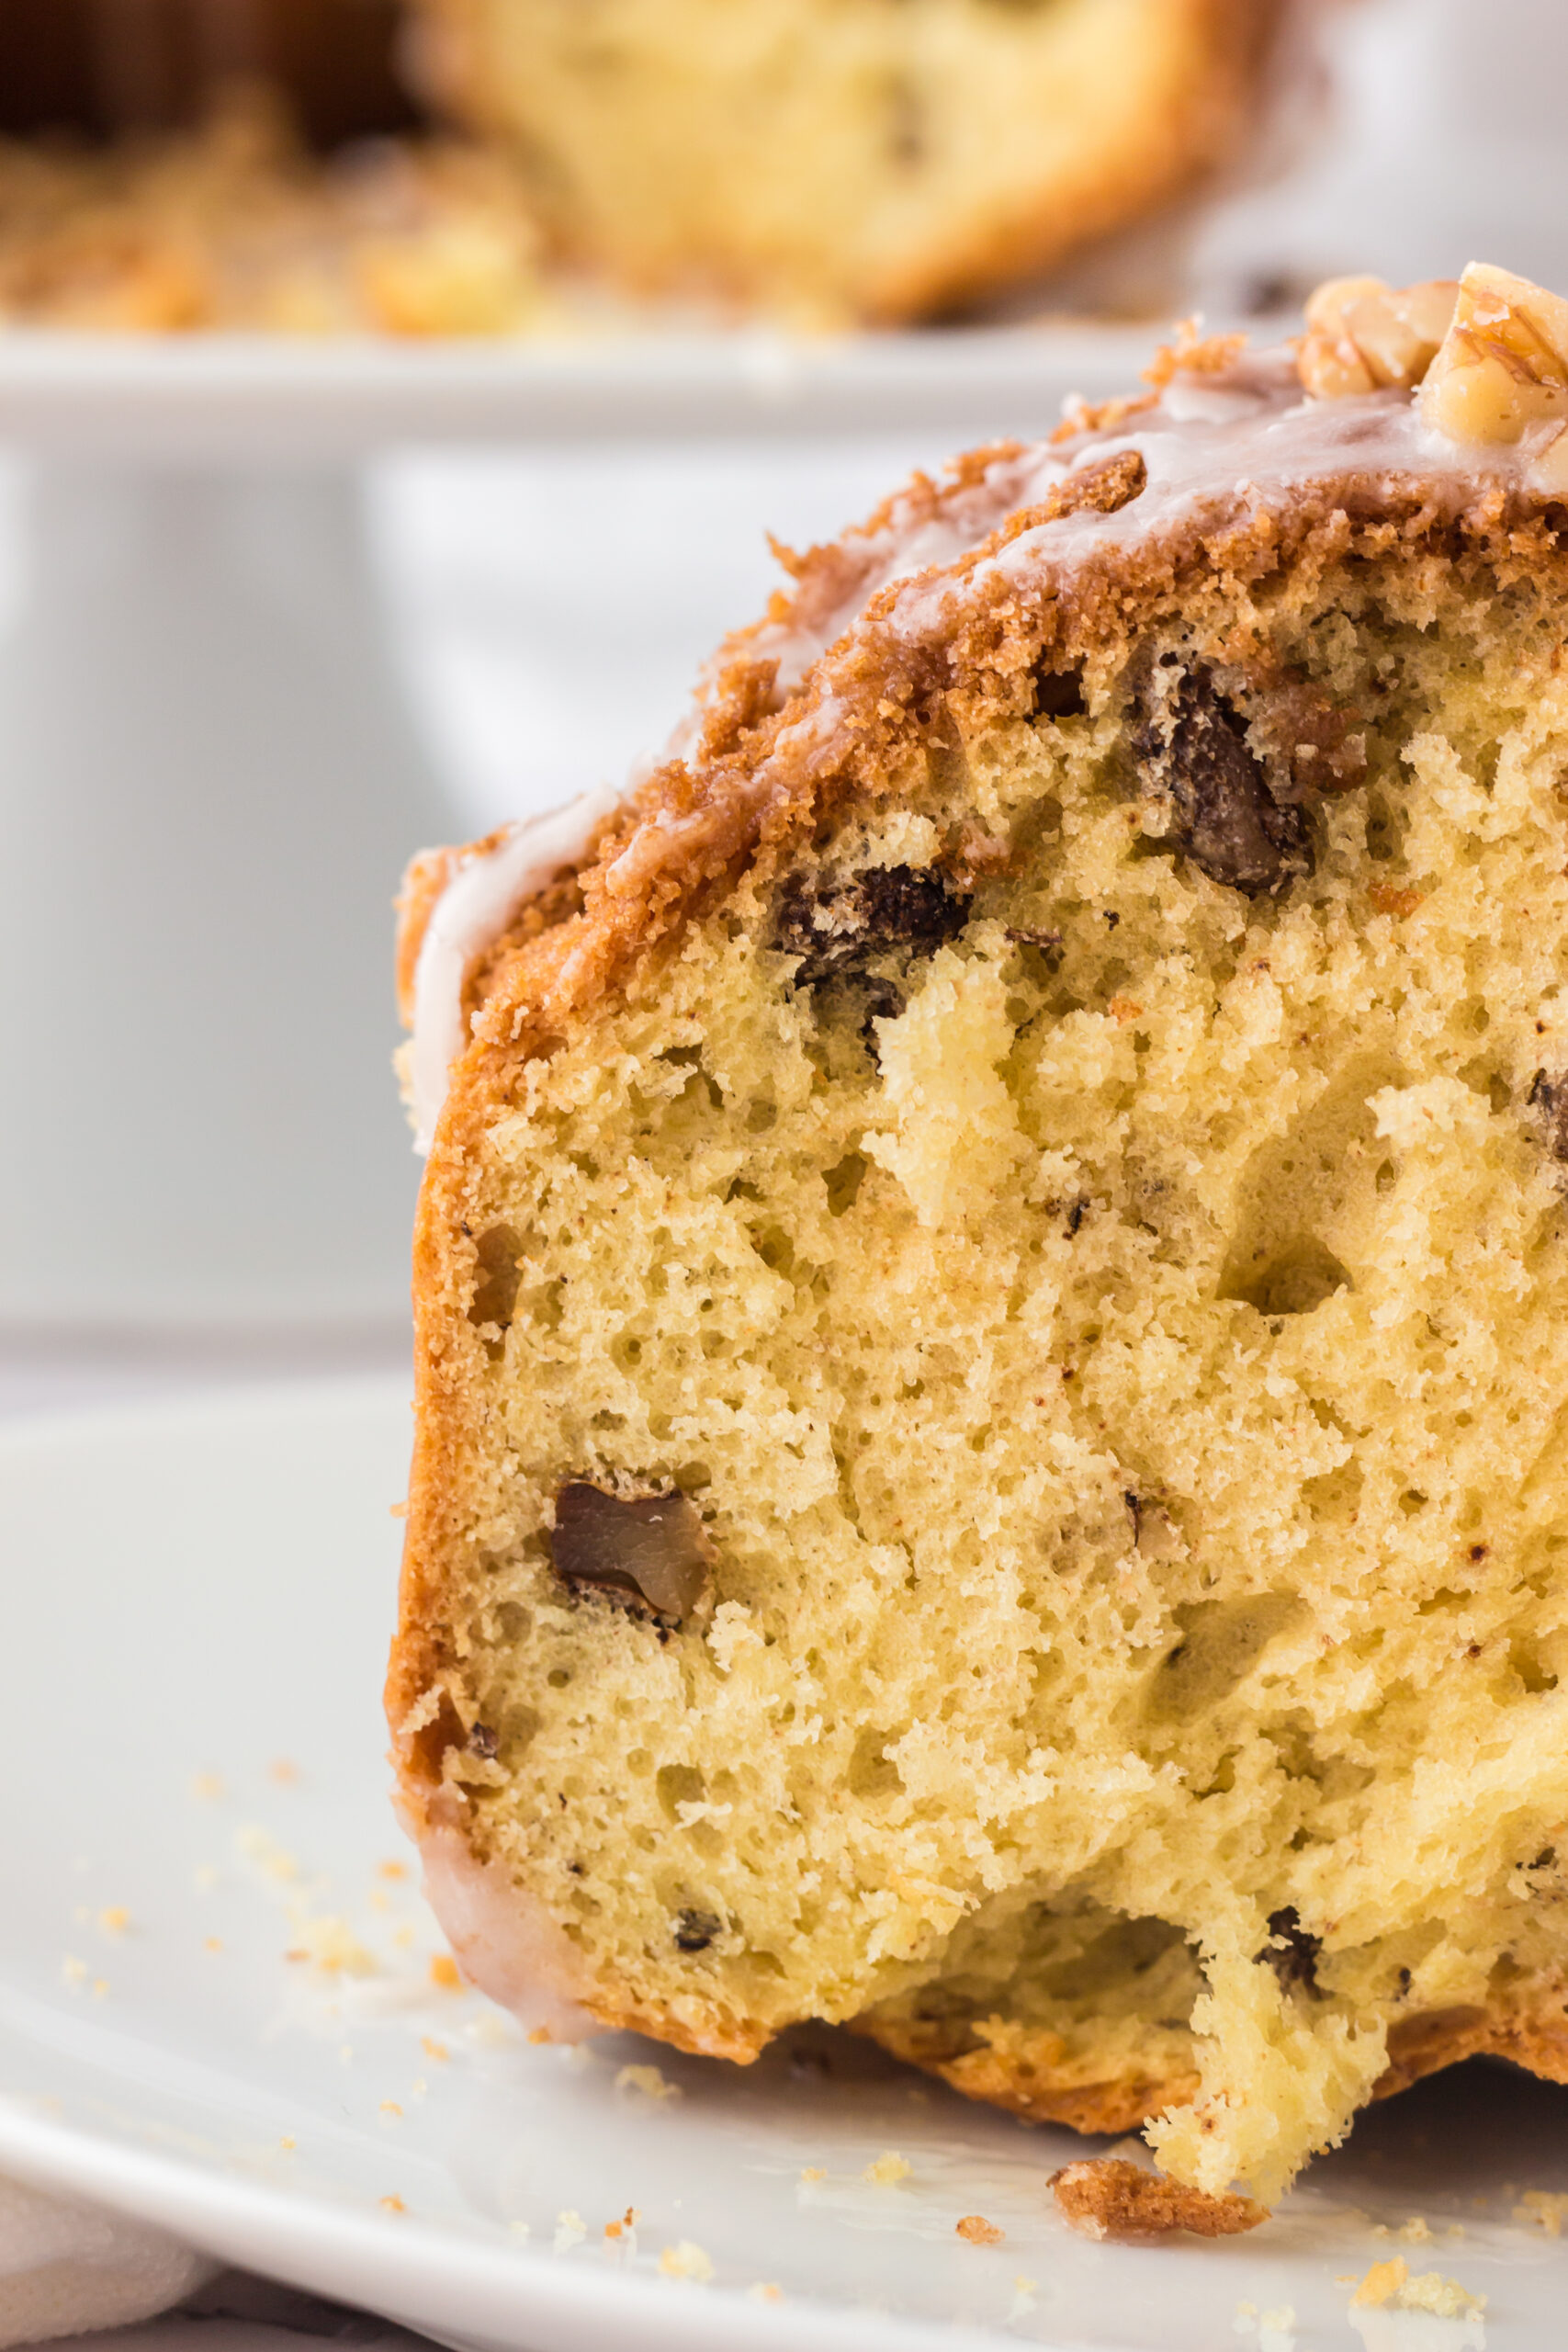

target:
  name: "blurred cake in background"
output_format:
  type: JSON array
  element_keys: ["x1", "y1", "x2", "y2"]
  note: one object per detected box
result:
[
  {"x1": 0, "y1": 85, "x2": 550, "y2": 334},
  {"x1": 0, "y1": 0, "x2": 1287, "y2": 333},
  {"x1": 406, "y1": 0, "x2": 1280, "y2": 324}
]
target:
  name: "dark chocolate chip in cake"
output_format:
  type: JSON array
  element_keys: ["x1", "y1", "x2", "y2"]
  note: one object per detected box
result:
[
  {"x1": 468, "y1": 1722, "x2": 499, "y2": 1759},
  {"x1": 550, "y1": 1484, "x2": 712, "y2": 1623},
  {"x1": 1259, "y1": 1905, "x2": 1322, "y2": 1996},
  {"x1": 673, "y1": 1906, "x2": 722, "y2": 1952},
  {"x1": 1529, "y1": 1069, "x2": 1568, "y2": 1159},
  {"x1": 774, "y1": 864, "x2": 972, "y2": 989},
  {"x1": 1134, "y1": 662, "x2": 1314, "y2": 897}
]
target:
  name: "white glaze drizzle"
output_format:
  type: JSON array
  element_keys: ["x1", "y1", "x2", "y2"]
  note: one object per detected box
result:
[
  {"x1": 418, "y1": 1818, "x2": 599, "y2": 2042},
  {"x1": 411, "y1": 346, "x2": 1529, "y2": 1151},
  {"x1": 409, "y1": 777, "x2": 623, "y2": 1152}
]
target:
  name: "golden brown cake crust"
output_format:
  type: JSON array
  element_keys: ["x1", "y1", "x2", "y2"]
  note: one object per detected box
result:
[
  {"x1": 407, "y1": 0, "x2": 1280, "y2": 322},
  {"x1": 860, "y1": 1982, "x2": 1568, "y2": 2143}
]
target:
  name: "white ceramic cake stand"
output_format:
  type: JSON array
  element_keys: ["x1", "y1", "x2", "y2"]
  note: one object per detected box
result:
[{"x1": 0, "y1": 325, "x2": 1154, "y2": 1329}]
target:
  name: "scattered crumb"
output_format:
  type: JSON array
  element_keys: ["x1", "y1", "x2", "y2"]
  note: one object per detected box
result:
[
  {"x1": 863, "y1": 2152, "x2": 912, "y2": 2187},
  {"x1": 615, "y1": 2063, "x2": 681, "y2": 2101},
  {"x1": 799, "y1": 2166, "x2": 826, "y2": 2185},
  {"x1": 379, "y1": 2101, "x2": 403, "y2": 2122},
  {"x1": 190, "y1": 1773, "x2": 225, "y2": 1803},
  {"x1": 203, "y1": 1938, "x2": 223, "y2": 1955},
  {"x1": 235, "y1": 1826, "x2": 299, "y2": 1883},
  {"x1": 410, "y1": 2078, "x2": 428, "y2": 2098},
  {"x1": 1516, "y1": 2188, "x2": 1568, "y2": 2236},
  {"x1": 604, "y1": 2206, "x2": 639, "y2": 2241},
  {"x1": 279, "y1": 2136, "x2": 296, "y2": 2153},
  {"x1": 91, "y1": 1979, "x2": 108, "y2": 1999},
  {"x1": 1352, "y1": 2259, "x2": 1415, "y2": 2311},
  {"x1": 1052, "y1": 2158, "x2": 1266, "y2": 2241},
  {"x1": 1372, "y1": 2213, "x2": 1434, "y2": 2244},
  {"x1": 659, "y1": 2241, "x2": 715, "y2": 2282},
  {"x1": 378, "y1": 1860, "x2": 408, "y2": 1882},
  {"x1": 429, "y1": 1953, "x2": 462, "y2": 1990},
  {"x1": 527, "y1": 2027, "x2": 553, "y2": 2045},
  {"x1": 193, "y1": 1866, "x2": 219, "y2": 1893},
  {"x1": 1258, "y1": 2312, "x2": 1295, "y2": 2352},
  {"x1": 286, "y1": 1916, "x2": 374, "y2": 1976},
  {"x1": 553, "y1": 2211, "x2": 586, "y2": 2254},
  {"x1": 422, "y1": 2037, "x2": 449, "y2": 2064},
  {"x1": 97, "y1": 1906, "x2": 130, "y2": 1937},
  {"x1": 1008, "y1": 2277, "x2": 1038, "y2": 2323},
  {"x1": 1403, "y1": 2275, "x2": 1487, "y2": 2319},
  {"x1": 389, "y1": 1500, "x2": 409, "y2": 1520},
  {"x1": 62, "y1": 1956, "x2": 87, "y2": 1989},
  {"x1": 747, "y1": 2283, "x2": 783, "y2": 2304},
  {"x1": 378, "y1": 2195, "x2": 405, "y2": 2215},
  {"x1": 1351, "y1": 2257, "x2": 1485, "y2": 2317},
  {"x1": 956, "y1": 2214, "x2": 1004, "y2": 2246},
  {"x1": 267, "y1": 1758, "x2": 299, "y2": 1787}
]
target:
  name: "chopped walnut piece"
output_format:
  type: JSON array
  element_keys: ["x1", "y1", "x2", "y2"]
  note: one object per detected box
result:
[
  {"x1": 1298, "y1": 276, "x2": 1458, "y2": 399},
  {"x1": 550, "y1": 1483, "x2": 714, "y2": 1623},
  {"x1": 1051, "y1": 2158, "x2": 1267, "y2": 2241},
  {"x1": 1420, "y1": 263, "x2": 1568, "y2": 485}
]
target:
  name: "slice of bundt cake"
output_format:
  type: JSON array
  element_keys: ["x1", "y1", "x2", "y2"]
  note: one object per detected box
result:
[
  {"x1": 390, "y1": 262, "x2": 1568, "y2": 2222},
  {"x1": 404, "y1": 0, "x2": 1280, "y2": 323}
]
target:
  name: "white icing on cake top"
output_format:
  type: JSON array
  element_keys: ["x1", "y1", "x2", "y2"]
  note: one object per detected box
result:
[
  {"x1": 409, "y1": 346, "x2": 1531, "y2": 1151},
  {"x1": 408, "y1": 778, "x2": 622, "y2": 1153}
]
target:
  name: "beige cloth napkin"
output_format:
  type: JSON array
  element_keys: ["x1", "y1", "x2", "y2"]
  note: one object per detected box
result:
[{"x1": 0, "y1": 2176, "x2": 212, "y2": 2351}]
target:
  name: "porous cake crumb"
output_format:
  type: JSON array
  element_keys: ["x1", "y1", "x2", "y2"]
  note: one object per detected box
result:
[
  {"x1": 390, "y1": 260, "x2": 1568, "y2": 2216},
  {"x1": 658, "y1": 2241, "x2": 715, "y2": 2282},
  {"x1": 615, "y1": 2063, "x2": 681, "y2": 2100}
]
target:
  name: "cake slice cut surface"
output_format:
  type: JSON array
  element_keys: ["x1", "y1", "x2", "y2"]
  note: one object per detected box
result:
[{"x1": 390, "y1": 263, "x2": 1568, "y2": 2216}]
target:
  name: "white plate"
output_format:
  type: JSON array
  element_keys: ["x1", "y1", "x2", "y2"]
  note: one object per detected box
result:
[
  {"x1": 1, "y1": 1380, "x2": 1565, "y2": 2352},
  {"x1": 0, "y1": 323, "x2": 1176, "y2": 460}
]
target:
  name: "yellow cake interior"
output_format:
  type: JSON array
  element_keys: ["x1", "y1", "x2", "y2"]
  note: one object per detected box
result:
[{"x1": 424, "y1": 553, "x2": 1568, "y2": 2202}]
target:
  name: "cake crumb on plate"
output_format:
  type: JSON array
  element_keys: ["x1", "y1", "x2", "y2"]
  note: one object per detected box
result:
[
  {"x1": 659, "y1": 2241, "x2": 714, "y2": 2282},
  {"x1": 615, "y1": 2063, "x2": 681, "y2": 2100}
]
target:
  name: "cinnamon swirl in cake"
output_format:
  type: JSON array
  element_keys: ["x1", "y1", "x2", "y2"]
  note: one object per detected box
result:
[{"x1": 390, "y1": 262, "x2": 1568, "y2": 2228}]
